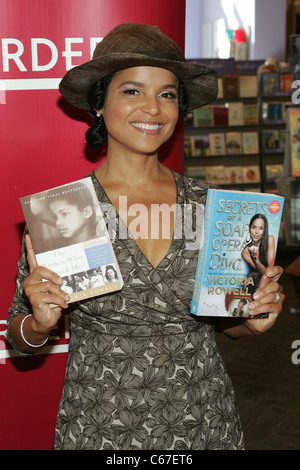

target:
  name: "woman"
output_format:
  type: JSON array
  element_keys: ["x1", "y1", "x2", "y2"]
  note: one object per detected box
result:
[
  {"x1": 242, "y1": 213, "x2": 275, "y2": 275},
  {"x1": 242, "y1": 213, "x2": 276, "y2": 297},
  {"x1": 7, "y1": 23, "x2": 284, "y2": 450}
]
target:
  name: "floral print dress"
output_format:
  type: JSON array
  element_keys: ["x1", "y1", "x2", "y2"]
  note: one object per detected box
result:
[{"x1": 8, "y1": 170, "x2": 244, "y2": 450}]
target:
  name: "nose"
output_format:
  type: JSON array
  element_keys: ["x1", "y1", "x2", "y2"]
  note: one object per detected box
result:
[{"x1": 140, "y1": 94, "x2": 160, "y2": 115}]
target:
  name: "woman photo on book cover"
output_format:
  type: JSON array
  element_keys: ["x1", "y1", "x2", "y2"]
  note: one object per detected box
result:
[
  {"x1": 8, "y1": 23, "x2": 285, "y2": 451},
  {"x1": 241, "y1": 213, "x2": 276, "y2": 296}
]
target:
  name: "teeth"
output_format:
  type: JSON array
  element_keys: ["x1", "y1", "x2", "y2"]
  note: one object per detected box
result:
[{"x1": 131, "y1": 122, "x2": 161, "y2": 130}]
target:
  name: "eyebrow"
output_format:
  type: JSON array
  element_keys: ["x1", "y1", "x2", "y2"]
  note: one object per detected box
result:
[{"x1": 118, "y1": 81, "x2": 178, "y2": 90}]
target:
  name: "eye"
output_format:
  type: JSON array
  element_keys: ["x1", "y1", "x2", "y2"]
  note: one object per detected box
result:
[
  {"x1": 123, "y1": 89, "x2": 139, "y2": 95},
  {"x1": 160, "y1": 90, "x2": 178, "y2": 99}
]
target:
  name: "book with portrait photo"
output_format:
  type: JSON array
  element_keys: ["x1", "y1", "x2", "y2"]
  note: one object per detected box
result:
[
  {"x1": 191, "y1": 189, "x2": 284, "y2": 317},
  {"x1": 20, "y1": 177, "x2": 123, "y2": 303}
]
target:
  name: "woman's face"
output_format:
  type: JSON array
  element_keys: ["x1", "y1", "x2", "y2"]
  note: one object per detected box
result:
[
  {"x1": 100, "y1": 66, "x2": 179, "y2": 156},
  {"x1": 49, "y1": 199, "x2": 91, "y2": 239},
  {"x1": 106, "y1": 268, "x2": 115, "y2": 279},
  {"x1": 250, "y1": 217, "x2": 265, "y2": 242}
]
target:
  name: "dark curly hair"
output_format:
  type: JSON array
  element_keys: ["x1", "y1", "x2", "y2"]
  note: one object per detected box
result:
[{"x1": 85, "y1": 73, "x2": 189, "y2": 148}]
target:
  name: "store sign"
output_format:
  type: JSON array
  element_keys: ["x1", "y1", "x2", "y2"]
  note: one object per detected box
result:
[{"x1": 0, "y1": 37, "x2": 102, "y2": 91}]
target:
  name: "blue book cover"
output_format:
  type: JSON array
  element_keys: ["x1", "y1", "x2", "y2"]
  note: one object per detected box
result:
[{"x1": 191, "y1": 189, "x2": 284, "y2": 317}]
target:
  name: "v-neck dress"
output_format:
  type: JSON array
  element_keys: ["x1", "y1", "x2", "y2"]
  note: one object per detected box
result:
[{"x1": 8, "y1": 170, "x2": 244, "y2": 450}]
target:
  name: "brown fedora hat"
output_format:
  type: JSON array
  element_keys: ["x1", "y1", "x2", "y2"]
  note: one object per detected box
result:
[{"x1": 59, "y1": 23, "x2": 217, "y2": 112}]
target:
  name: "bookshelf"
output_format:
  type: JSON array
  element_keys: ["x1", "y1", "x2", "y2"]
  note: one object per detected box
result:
[{"x1": 183, "y1": 59, "x2": 293, "y2": 193}]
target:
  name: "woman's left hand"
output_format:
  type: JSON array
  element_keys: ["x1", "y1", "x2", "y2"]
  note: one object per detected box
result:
[{"x1": 245, "y1": 265, "x2": 284, "y2": 335}]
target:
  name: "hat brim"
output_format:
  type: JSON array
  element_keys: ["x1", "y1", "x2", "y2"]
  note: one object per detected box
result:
[{"x1": 59, "y1": 53, "x2": 218, "y2": 112}]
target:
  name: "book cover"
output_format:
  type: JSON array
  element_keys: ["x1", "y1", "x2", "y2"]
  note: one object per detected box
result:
[
  {"x1": 224, "y1": 75, "x2": 240, "y2": 98},
  {"x1": 20, "y1": 177, "x2": 124, "y2": 303},
  {"x1": 209, "y1": 133, "x2": 226, "y2": 156},
  {"x1": 193, "y1": 106, "x2": 214, "y2": 127},
  {"x1": 226, "y1": 132, "x2": 243, "y2": 154},
  {"x1": 242, "y1": 165, "x2": 261, "y2": 183},
  {"x1": 261, "y1": 73, "x2": 279, "y2": 95},
  {"x1": 243, "y1": 103, "x2": 258, "y2": 126},
  {"x1": 242, "y1": 132, "x2": 259, "y2": 154},
  {"x1": 289, "y1": 108, "x2": 300, "y2": 177},
  {"x1": 262, "y1": 102, "x2": 284, "y2": 123},
  {"x1": 279, "y1": 74, "x2": 292, "y2": 94},
  {"x1": 228, "y1": 102, "x2": 244, "y2": 126},
  {"x1": 185, "y1": 166, "x2": 206, "y2": 180},
  {"x1": 205, "y1": 166, "x2": 226, "y2": 185},
  {"x1": 217, "y1": 77, "x2": 224, "y2": 99},
  {"x1": 239, "y1": 75, "x2": 258, "y2": 98},
  {"x1": 213, "y1": 106, "x2": 229, "y2": 126},
  {"x1": 263, "y1": 129, "x2": 283, "y2": 152},
  {"x1": 265, "y1": 164, "x2": 284, "y2": 181},
  {"x1": 191, "y1": 189, "x2": 284, "y2": 317},
  {"x1": 193, "y1": 134, "x2": 210, "y2": 156},
  {"x1": 224, "y1": 166, "x2": 243, "y2": 185}
]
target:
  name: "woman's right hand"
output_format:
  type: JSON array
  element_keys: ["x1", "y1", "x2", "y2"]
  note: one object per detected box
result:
[{"x1": 23, "y1": 234, "x2": 70, "y2": 335}]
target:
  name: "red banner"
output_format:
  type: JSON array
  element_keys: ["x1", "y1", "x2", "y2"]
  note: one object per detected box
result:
[{"x1": 1, "y1": 0, "x2": 186, "y2": 449}]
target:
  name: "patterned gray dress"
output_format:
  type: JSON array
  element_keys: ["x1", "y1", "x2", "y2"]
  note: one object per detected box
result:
[{"x1": 8, "y1": 170, "x2": 244, "y2": 450}]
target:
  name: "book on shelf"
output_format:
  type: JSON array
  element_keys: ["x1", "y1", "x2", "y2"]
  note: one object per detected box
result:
[
  {"x1": 243, "y1": 103, "x2": 258, "y2": 125},
  {"x1": 262, "y1": 129, "x2": 284, "y2": 153},
  {"x1": 242, "y1": 131, "x2": 259, "y2": 154},
  {"x1": 193, "y1": 106, "x2": 214, "y2": 127},
  {"x1": 265, "y1": 164, "x2": 284, "y2": 181},
  {"x1": 242, "y1": 165, "x2": 261, "y2": 183},
  {"x1": 194, "y1": 134, "x2": 210, "y2": 156},
  {"x1": 217, "y1": 77, "x2": 224, "y2": 99},
  {"x1": 225, "y1": 132, "x2": 243, "y2": 154},
  {"x1": 228, "y1": 102, "x2": 244, "y2": 126},
  {"x1": 238, "y1": 75, "x2": 258, "y2": 98},
  {"x1": 288, "y1": 108, "x2": 300, "y2": 177},
  {"x1": 279, "y1": 74, "x2": 292, "y2": 93},
  {"x1": 191, "y1": 188, "x2": 284, "y2": 317},
  {"x1": 185, "y1": 166, "x2": 207, "y2": 180},
  {"x1": 209, "y1": 133, "x2": 226, "y2": 156},
  {"x1": 205, "y1": 166, "x2": 226, "y2": 185},
  {"x1": 261, "y1": 73, "x2": 280, "y2": 95},
  {"x1": 20, "y1": 177, "x2": 124, "y2": 303},
  {"x1": 224, "y1": 166, "x2": 243, "y2": 184},
  {"x1": 262, "y1": 102, "x2": 284, "y2": 123},
  {"x1": 213, "y1": 105, "x2": 228, "y2": 126},
  {"x1": 224, "y1": 75, "x2": 240, "y2": 98}
]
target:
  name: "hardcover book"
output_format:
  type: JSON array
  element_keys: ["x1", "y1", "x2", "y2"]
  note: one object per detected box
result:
[
  {"x1": 243, "y1": 103, "x2": 258, "y2": 126},
  {"x1": 193, "y1": 134, "x2": 210, "y2": 156},
  {"x1": 228, "y1": 102, "x2": 244, "y2": 126},
  {"x1": 238, "y1": 75, "x2": 258, "y2": 98},
  {"x1": 209, "y1": 133, "x2": 226, "y2": 156},
  {"x1": 226, "y1": 132, "x2": 243, "y2": 154},
  {"x1": 242, "y1": 165, "x2": 261, "y2": 183},
  {"x1": 191, "y1": 189, "x2": 284, "y2": 317},
  {"x1": 288, "y1": 108, "x2": 300, "y2": 177},
  {"x1": 193, "y1": 106, "x2": 214, "y2": 127},
  {"x1": 20, "y1": 177, "x2": 124, "y2": 303},
  {"x1": 242, "y1": 132, "x2": 259, "y2": 154}
]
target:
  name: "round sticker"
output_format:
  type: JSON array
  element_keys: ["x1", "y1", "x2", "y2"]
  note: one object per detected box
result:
[{"x1": 269, "y1": 200, "x2": 281, "y2": 214}]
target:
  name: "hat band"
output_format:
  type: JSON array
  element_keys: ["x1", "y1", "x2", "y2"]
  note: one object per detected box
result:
[{"x1": 134, "y1": 50, "x2": 183, "y2": 62}]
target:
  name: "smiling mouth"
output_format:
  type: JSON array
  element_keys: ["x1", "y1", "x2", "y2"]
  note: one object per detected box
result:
[{"x1": 130, "y1": 122, "x2": 163, "y2": 131}]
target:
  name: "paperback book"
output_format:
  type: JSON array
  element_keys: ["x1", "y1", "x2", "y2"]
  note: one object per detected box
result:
[
  {"x1": 191, "y1": 189, "x2": 284, "y2": 317},
  {"x1": 20, "y1": 177, "x2": 123, "y2": 303}
]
